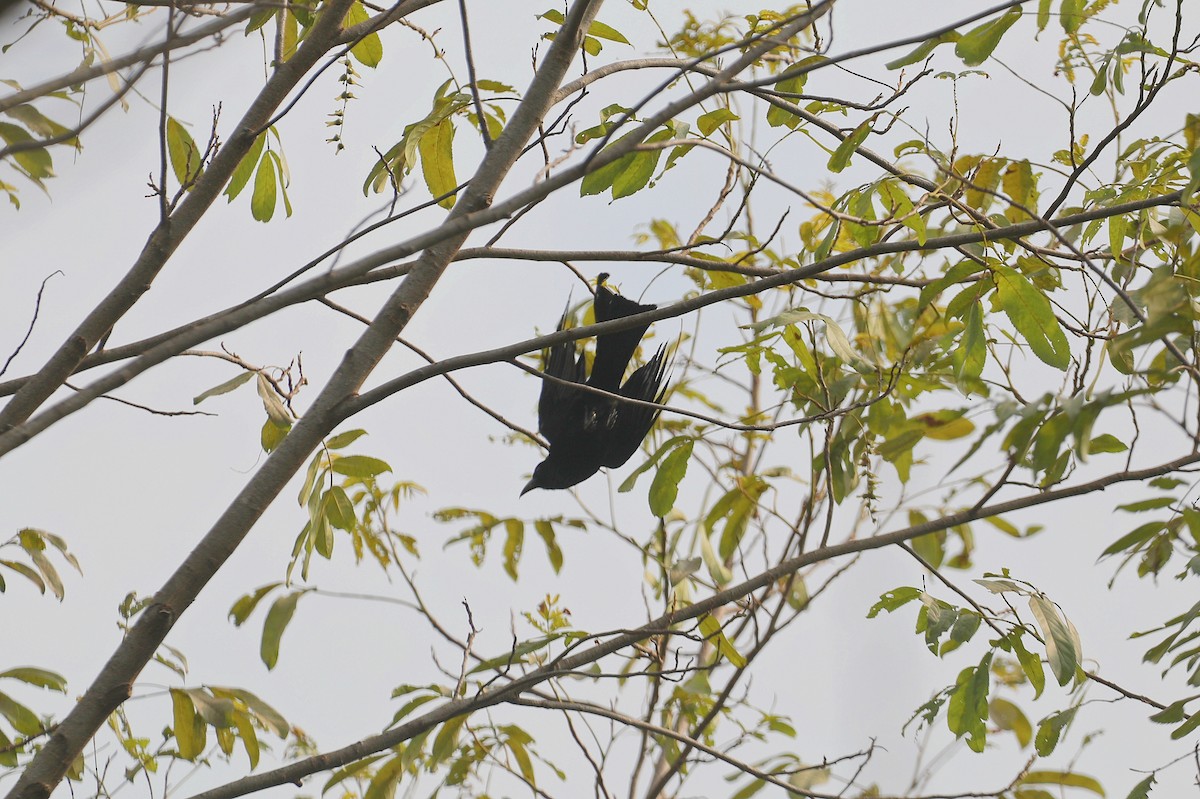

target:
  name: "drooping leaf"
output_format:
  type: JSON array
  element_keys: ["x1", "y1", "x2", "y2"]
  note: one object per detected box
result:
[
  {"x1": 954, "y1": 9, "x2": 1021, "y2": 66},
  {"x1": 885, "y1": 31, "x2": 960, "y2": 70},
  {"x1": 330, "y1": 455, "x2": 392, "y2": 478},
  {"x1": 250, "y1": 153, "x2": 278, "y2": 222},
  {"x1": 698, "y1": 613, "x2": 747, "y2": 668},
  {"x1": 0, "y1": 667, "x2": 67, "y2": 692},
  {"x1": 417, "y1": 117, "x2": 457, "y2": 208},
  {"x1": 193, "y1": 371, "x2": 254, "y2": 405},
  {"x1": 165, "y1": 116, "x2": 204, "y2": 187},
  {"x1": 992, "y1": 266, "x2": 1070, "y2": 369},
  {"x1": 261, "y1": 590, "x2": 306, "y2": 669},
  {"x1": 1028, "y1": 596, "x2": 1078, "y2": 686},
  {"x1": 649, "y1": 439, "x2": 693, "y2": 517},
  {"x1": 828, "y1": 117, "x2": 875, "y2": 173},
  {"x1": 345, "y1": 1, "x2": 384, "y2": 67}
]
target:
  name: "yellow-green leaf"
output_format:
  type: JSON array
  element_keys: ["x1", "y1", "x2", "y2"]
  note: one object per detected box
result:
[
  {"x1": 250, "y1": 154, "x2": 277, "y2": 222},
  {"x1": 166, "y1": 116, "x2": 204, "y2": 187},
  {"x1": 225, "y1": 132, "x2": 266, "y2": 201},
  {"x1": 698, "y1": 613, "x2": 747, "y2": 668},
  {"x1": 261, "y1": 590, "x2": 305, "y2": 669},
  {"x1": 330, "y1": 455, "x2": 392, "y2": 478},
  {"x1": 193, "y1": 371, "x2": 254, "y2": 405},
  {"x1": 170, "y1": 689, "x2": 205, "y2": 760},
  {"x1": 1028, "y1": 596, "x2": 1077, "y2": 686},
  {"x1": 649, "y1": 439, "x2": 693, "y2": 517},
  {"x1": 954, "y1": 9, "x2": 1021, "y2": 66},
  {"x1": 992, "y1": 265, "x2": 1070, "y2": 369},
  {"x1": 1019, "y1": 770, "x2": 1105, "y2": 796},
  {"x1": 1060, "y1": 0, "x2": 1082, "y2": 33},
  {"x1": 417, "y1": 117, "x2": 457, "y2": 208},
  {"x1": 697, "y1": 108, "x2": 739, "y2": 137},
  {"x1": 885, "y1": 31, "x2": 960, "y2": 70},
  {"x1": 990, "y1": 697, "x2": 1033, "y2": 748},
  {"x1": 346, "y1": 1, "x2": 383, "y2": 67},
  {"x1": 612, "y1": 128, "x2": 673, "y2": 199},
  {"x1": 828, "y1": 117, "x2": 874, "y2": 173},
  {"x1": 587, "y1": 18, "x2": 629, "y2": 44}
]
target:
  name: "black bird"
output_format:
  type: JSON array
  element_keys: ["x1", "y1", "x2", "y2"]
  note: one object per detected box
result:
[{"x1": 522, "y1": 275, "x2": 669, "y2": 494}]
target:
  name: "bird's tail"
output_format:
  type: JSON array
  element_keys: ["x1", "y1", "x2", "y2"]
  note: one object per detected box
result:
[{"x1": 590, "y1": 276, "x2": 656, "y2": 391}]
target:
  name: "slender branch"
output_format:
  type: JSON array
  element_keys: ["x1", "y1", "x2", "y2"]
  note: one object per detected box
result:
[
  {"x1": 1, "y1": 3, "x2": 604, "y2": 798},
  {"x1": 0, "y1": 0, "x2": 360, "y2": 437},
  {"x1": 181, "y1": 451, "x2": 1200, "y2": 799},
  {"x1": 0, "y1": 7, "x2": 257, "y2": 114},
  {"x1": 0, "y1": 272, "x2": 61, "y2": 379},
  {"x1": 0, "y1": 189, "x2": 1181, "y2": 452}
]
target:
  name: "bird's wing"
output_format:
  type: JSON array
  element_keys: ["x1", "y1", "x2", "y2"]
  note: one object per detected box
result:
[
  {"x1": 589, "y1": 282, "x2": 656, "y2": 391},
  {"x1": 538, "y1": 312, "x2": 586, "y2": 446},
  {"x1": 600, "y1": 344, "x2": 669, "y2": 469}
]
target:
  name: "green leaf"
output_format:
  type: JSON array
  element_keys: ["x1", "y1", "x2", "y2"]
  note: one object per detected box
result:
[
  {"x1": 166, "y1": 116, "x2": 204, "y2": 187},
  {"x1": 502, "y1": 518, "x2": 523, "y2": 580},
  {"x1": 1011, "y1": 632, "x2": 1046, "y2": 698},
  {"x1": 261, "y1": 590, "x2": 305, "y2": 669},
  {"x1": 330, "y1": 455, "x2": 392, "y2": 478},
  {"x1": 619, "y1": 435, "x2": 693, "y2": 492},
  {"x1": 697, "y1": 108, "x2": 739, "y2": 136},
  {"x1": 468, "y1": 636, "x2": 563, "y2": 675},
  {"x1": 955, "y1": 303, "x2": 987, "y2": 383},
  {"x1": 612, "y1": 128, "x2": 673, "y2": 199},
  {"x1": 1029, "y1": 596, "x2": 1078, "y2": 686},
  {"x1": 325, "y1": 486, "x2": 356, "y2": 531},
  {"x1": 885, "y1": 31, "x2": 960, "y2": 69},
  {"x1": 232, "y1": 712, "x2": 260, "y2": 768},
  {"x1": 587, "y1": 18, "x2": 629, "y2": 44},
  {"x1": 363, "y1": 755, "x2": 405, "y2": 799},
  {"x1": 1037, "y1": 0, "x2": 1052, "y2": 31},
  {"x1": 828, "y1": 117, "x2": 874, "y2": 173},
  {"x1": 698, "y1": 613, "x2": 747, "y2": 668},
  {"x1": 765, "y1": 74, "x2": 806, "y2": 128},
  {"x1": 1148, "y1": 699, "x2": 1189, "y2": 724},
  {"x1": 0, "y1": 667, "x2": 67, "y2": 692},
  {"x1": 326, "y1": 429, "x2": 368, "y2": 449},
  {"x1": 1101, "y1": 522, "x2": 1166, "y2": 557},
  {"x1": 1171, "y1": 709, "x2": 1200, "y2": 740},
  {"x1": 1019, "y1": 770, "x2": 1105, "y2": 796},
  {"x1": 346, "y1": 1, "x2": 383, "y2": 67},
  {"x1": 261, "y1": 418, "x2": 290, "y2": 452},
  {"x1": 193, "y1": 371, "x2": 254, "y2": 405},
  {"x1": 954, "y1": 8, "x2": 1021, "y2": 66},
  {"x1": 533, "y1": 520, "x2": 564, "y2": 573},
  {"x1": 1060, "y1": 0, "x2": 1082, "y2": 33},
  {"x1": 225, "y1": 132, "x2": 266, "y2": 201},
  {"x1": 418, "y1": 117, "x2": 457, "y2": 208},
  {"x1": 699, "y1": 526, "x2": 732, "y2": 586},
  {"x1": 649, "y1": 439, "x2": 693, "y2": 517},
  {"x1": 1035, "y1": 706, "x2": 1077, "y2": 756},
  {"x1": 992, "y1": 265, "x2": 1070, "y2": 369},
  {"x1": 0, "y1": 692, "x2": 43, "y2": 737},
  {"x1": 867, "y1": 586, "x2": 921, "y2": 617},
  {"x1": 1089, "y1": 433, "x2": 1127, "y2": 454},
  {"x1": 990, "y1": 697, "x2": 1032, "y2": 748},
  {"x1": 947, "y1": 653, "x2": 991, "y2": 752},
  {"x1": 430, "y1": 714, "x2": 468, "y2": 765},
  {"x1": 250, "y1": 152, "x2": 278, "y2": 222},
  {"x1": 1125, "y1": 774, "x2": 1155, "y2": 799},
  {"x1": 170, "y1": 689, "x2": 205, "y2": 760}
]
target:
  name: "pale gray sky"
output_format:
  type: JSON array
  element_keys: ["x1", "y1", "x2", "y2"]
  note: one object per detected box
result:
[{"x1": 3, "y1": 2, "x2": 1199, "y2": 797}]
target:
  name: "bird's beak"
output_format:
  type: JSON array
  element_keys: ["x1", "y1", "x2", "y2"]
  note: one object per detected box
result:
[{"x1": 520, "y1": 478, "x2": 538, "y2": 496}]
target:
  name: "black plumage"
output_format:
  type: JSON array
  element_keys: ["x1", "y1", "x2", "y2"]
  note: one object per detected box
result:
[{"x1": 522, "y1": 275, "x2": 668, "y2": 494}]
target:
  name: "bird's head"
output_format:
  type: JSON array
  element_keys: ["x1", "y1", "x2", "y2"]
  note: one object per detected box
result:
[{"x1": 520, "y1": 450, "x2": 599, "y2": 495}]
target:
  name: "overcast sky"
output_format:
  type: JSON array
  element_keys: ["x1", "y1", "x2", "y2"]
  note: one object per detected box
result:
[{"x1": 4, "y1": 2, "x2": 1200, "y2": 797}]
